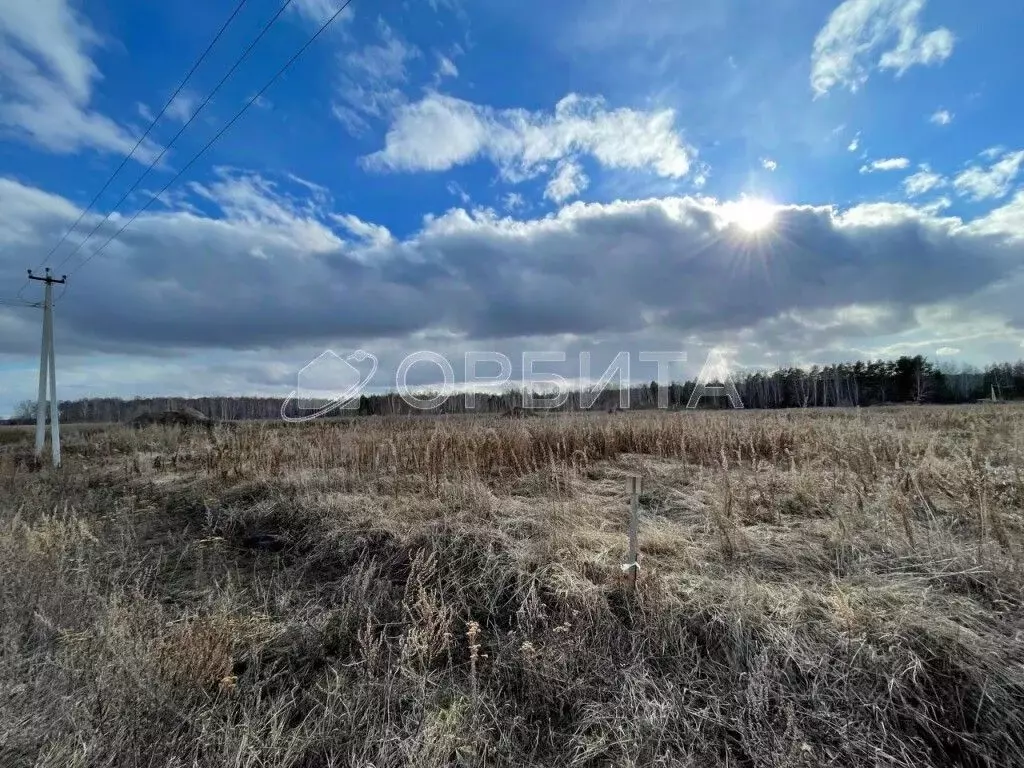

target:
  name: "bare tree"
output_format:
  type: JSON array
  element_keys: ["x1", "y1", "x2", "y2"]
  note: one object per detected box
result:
[{"x1": 12, "y1": 400, "x2": 35, "y2": 422}]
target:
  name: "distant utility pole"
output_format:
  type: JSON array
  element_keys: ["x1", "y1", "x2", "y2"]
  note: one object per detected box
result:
[{"x1": 28, "y1": 268, "x2": 65, "y2": 467}]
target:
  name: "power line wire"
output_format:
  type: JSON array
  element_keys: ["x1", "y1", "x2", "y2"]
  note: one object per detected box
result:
[
  {"x1": 54, "y1": 0, "x2": 303, "y2": 274},
  {"x1": 64, "y1": 0, "x2": 357, "y2": 282},
  {"x1": 0, "y1": 298, "x2": 41, "y2": 308},
  {"x1": 43, "y1": 0, "x2": 251, "y2": 269},
  {"x1": 16, "y1": 0, "x2": 251, "y2": 301}
]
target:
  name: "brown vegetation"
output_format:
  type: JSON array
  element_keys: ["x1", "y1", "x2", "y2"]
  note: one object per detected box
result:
[
  {"x1": 130, "y1": 406, "x2": 214, "y2": 428},
  {"x1": 1, "y1": 406, "x2": 1023, "y2": 767}
]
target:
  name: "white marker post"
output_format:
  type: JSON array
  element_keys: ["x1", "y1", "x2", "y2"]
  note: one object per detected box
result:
[{"x1": 623, "y1": 475, "x2": 642, "y2": 591}]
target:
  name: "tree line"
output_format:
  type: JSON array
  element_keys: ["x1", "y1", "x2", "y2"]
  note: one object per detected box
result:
[{"x1": 7, "y1": 355, "x2": 1022, "y2": 424}]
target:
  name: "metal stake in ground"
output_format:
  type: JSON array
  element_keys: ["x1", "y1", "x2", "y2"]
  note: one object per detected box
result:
[
  {"x1": 28, "y1": 268, "x2": 66, "y2": 467},
  {"x1": 623, "y1": 475, "x2": 642, "y2": 591}
]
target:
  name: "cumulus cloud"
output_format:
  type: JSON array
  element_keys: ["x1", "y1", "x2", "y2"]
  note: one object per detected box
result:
[
  {"x1": 860, "y1": 157, "x2": 910, "y2": 173},
  {"x1": 4, "y1": 170, "x2": 1024, "y2": 410},
  {"x1": 929, "y1": 109, "x2": 953, "y2": 125},
  {"x1": 330, "y1": 212, "x2": 393, "y2": 250},
  {"x1": 953, "y1": 149, "x2": 1024, "y2": 201},
  {"x1": 811, "y1": 0, "x2": 955, "y2": 96},
  {"x1": 903, "y1": 164, "x2": 946, "y2": 196},
  {"x1": 761, "y1": 158, "x2": 778, "y2": 171},
  {"x1": 848, "y1": 133, "x2": 861, "y2": 152},
  {"x1": 920, "y1": 196, "x2": 951, "y2": 215},
  {"x1": 0, "y1": 0, "x2": 160, "y2": 159},
  {"x1": 969, "y1": 191, "x2": 1024, "y2": 239},
  {"x1": 4, "y1": 169, "x2": 1023, "y2": 356},
  {"x1": 363, "y1": 93, "x2": 694, "y2": 189}
]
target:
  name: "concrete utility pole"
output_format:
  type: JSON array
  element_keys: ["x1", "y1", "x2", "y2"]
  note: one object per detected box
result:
[{"x1": 28, "y1": 268, "x2": 65, "y2": 467}]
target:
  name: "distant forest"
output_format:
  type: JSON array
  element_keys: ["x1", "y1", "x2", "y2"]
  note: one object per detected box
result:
[{"x1": 7, "y1": 355, "x2": 1024, "y2": 424}]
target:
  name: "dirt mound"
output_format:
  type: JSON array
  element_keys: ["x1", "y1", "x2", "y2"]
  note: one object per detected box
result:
[{"x1": 130, "y1": 407, "x2": 213, "y2": 428}]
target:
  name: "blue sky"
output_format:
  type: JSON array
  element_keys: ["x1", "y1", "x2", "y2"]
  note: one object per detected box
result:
[{"x1": 1, "y1": 0, "x2": 1024, "y2": 414}]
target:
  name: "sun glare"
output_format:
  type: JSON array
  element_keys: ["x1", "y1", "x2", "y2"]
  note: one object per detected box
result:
[{"x1": 722, "y1": 197, "x2": 777, "y2": 233}]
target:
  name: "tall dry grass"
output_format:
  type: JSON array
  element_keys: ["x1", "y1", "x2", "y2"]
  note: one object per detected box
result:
[{"x1": 1, "y1": 405, "x2": 1023, "y2": 767}]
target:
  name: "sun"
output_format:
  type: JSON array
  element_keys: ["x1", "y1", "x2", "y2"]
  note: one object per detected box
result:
[{"x1": 722, "y1": 197, "x2": 777, "y2": 233}]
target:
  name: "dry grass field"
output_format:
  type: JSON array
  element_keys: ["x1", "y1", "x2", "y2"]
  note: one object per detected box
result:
[{"x1": 2, "y1": 406, "x2": 1023, "y2": 767}]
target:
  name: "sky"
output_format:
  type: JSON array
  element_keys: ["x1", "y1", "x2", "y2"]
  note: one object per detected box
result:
[{"x1": 1, "y1": 0, "x2": 1024, "y2": 414}]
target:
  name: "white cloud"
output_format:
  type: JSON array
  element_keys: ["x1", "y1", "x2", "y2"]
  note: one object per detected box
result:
[
  {"x1": 0, "y1": 0, "x2": 96, "y2": 102},
  {"x1": 929, "y1": 109, "x2": 953, "y2": 125},
  {"x1": 811, "y1": 0, "x2": 955, "y2": 96},
  {"x1": 165, "y1": 92, "x2": 198, "y2": 124},
  {"x1": 921, "y1": 196, "x2": 951, "y2": 214},
  {"x1": 426, "y1": 0, "x2": 463, "y2": 11},
  {"x1": 878, "y1": 25, "x2": 953, "y2": 75},
  {"x1": 965, "y1": 192, "x2": 1024, "y2": 240},
  {"x1": 364, "y1": 92, "x2": 694, "y2": 191},
  {"x1": 436, "y1": 55, "x2": 458, "y2": 80},
  {"x1": 446, "y1": 181, "x2": 470, "y2": 204},
  {"x1": 903, "y1": 164, "x2": 946, "y2": 196},
  {"x1": 186, "y1": 169, "x2": 342, "y2": 254},
  {"x1": 365, "y1": 94, "x2": 485, "y2": 172},
  {"x1": 346, "y1": 22, "x2": 416, "y2": 88},
  {"x1": 860, "y1": 156, "x2": 910, "y2": 173},
  {"x1": 503, "y1": 192, "x2": 525, "y2": 212},
  {"x1": 0, "y1": 0, "x2": 160, "y2": 160},
  {"x1": 935, "y1": 346, "x2": 960, "y2": 355},
  {"x1": 330, "y1": 212, "x2": 393, "y2": 250},
  {"x1": 954, "y1": 149, "x2": 1024, "y2": 201},
  {"x1": 291, "y1": 0, "x2": 354, "y2": 27},
  {"x1": 286, "y1": 172, "x2": 330, "y2": 201},
  {"x1": 848, "y1": 132, "x2": 861, "y2": 152},
  {"x1": 545, "y1": 159, "x2": 589, "y2": 202},
  {"x1": 761, "y1": 158, "x2": 778, "y2": 171},
  {"x1": 332, "y1": 21, "x2": 418, "y2": 135}
]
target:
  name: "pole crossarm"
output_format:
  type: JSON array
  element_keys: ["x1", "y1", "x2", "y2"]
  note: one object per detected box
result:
[{"x1": 28, "y1": 269, "x2": 67, "y2": 285}]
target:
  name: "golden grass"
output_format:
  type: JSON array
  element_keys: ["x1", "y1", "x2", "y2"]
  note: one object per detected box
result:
[{"x1": 1, "y1": 405, "x2": 1023, "y2": 766}]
